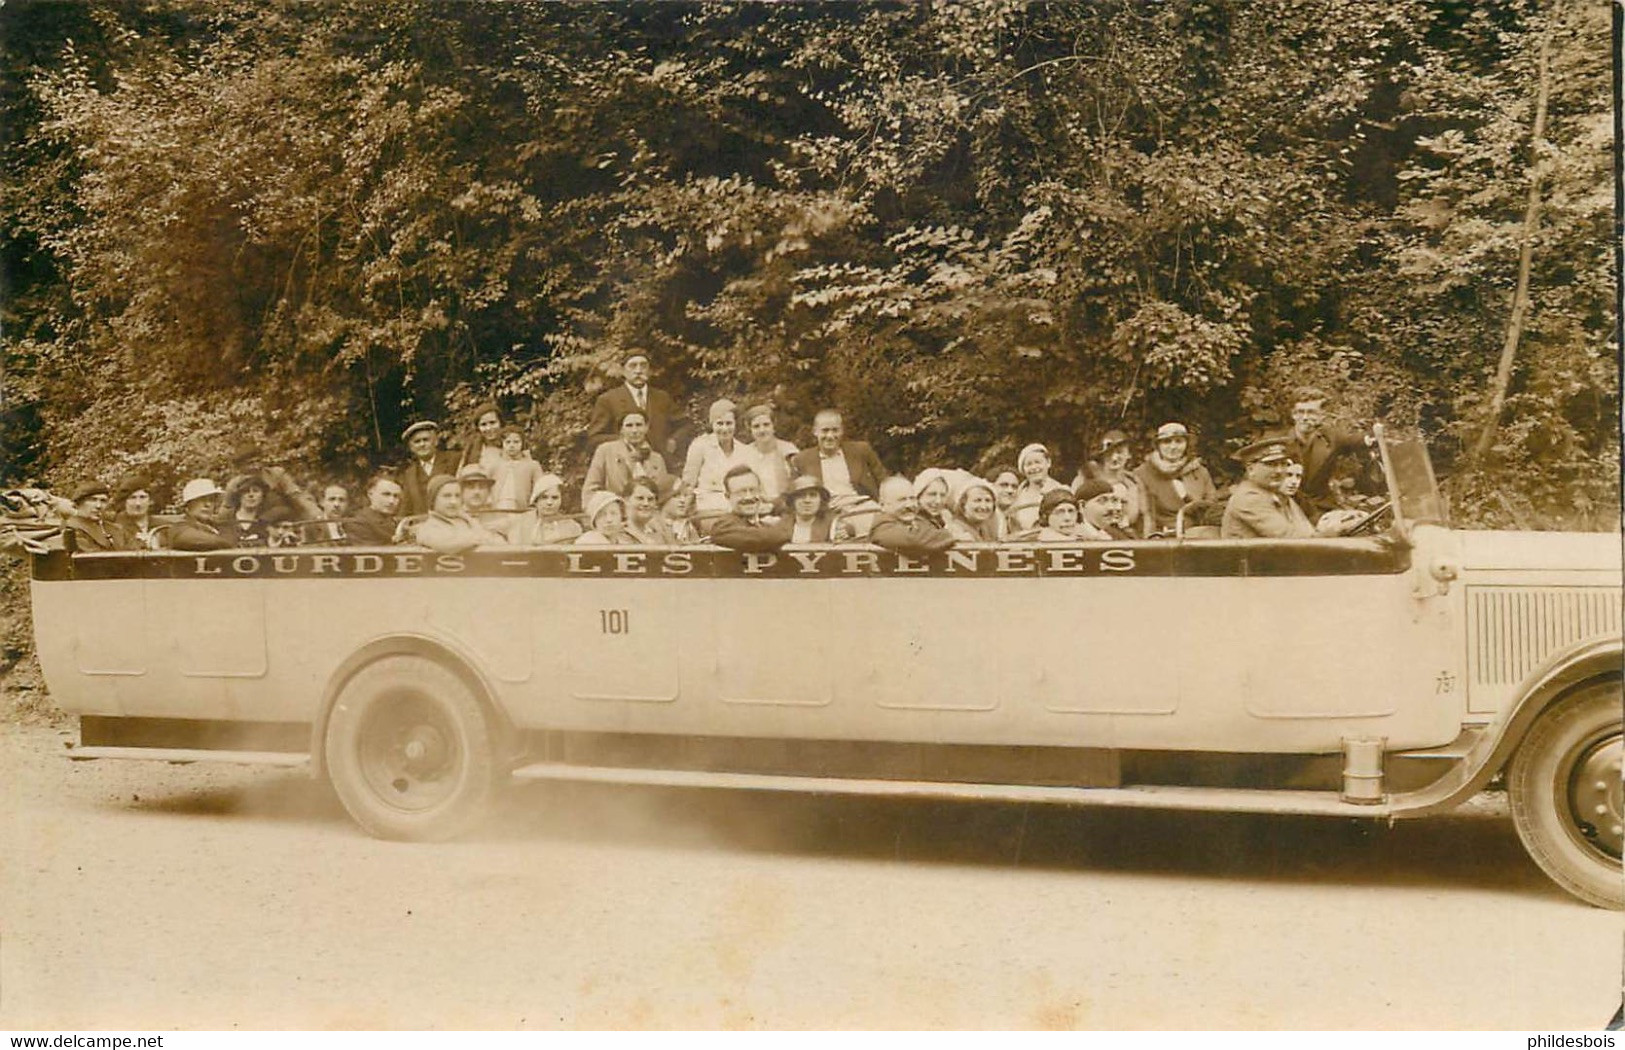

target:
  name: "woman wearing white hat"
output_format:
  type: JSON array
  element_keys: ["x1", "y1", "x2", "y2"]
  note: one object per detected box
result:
[
  {"x1": 510, "y1": 474, "x2": 582, "y2": 546},
  {"x1": 945, "y1": 474, "x2": 1002, "y2": 544},
  {"x1": 575, "y1": 490, "x2": 635, "y2": 546},
  {"x1": 1007, "y1": 443, "x2": 1069, "y2": 533},
  {"x1": 169, "y1": 479, "x2": 234, "y2": 552},
  {"x1": 1134, "y1": 421, "x2": 1218, "y2": 536}
]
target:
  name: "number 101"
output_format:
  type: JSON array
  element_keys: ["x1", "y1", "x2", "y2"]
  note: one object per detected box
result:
[{"x1": 600, "y1": 609, "x2": 629, "y2": 635}]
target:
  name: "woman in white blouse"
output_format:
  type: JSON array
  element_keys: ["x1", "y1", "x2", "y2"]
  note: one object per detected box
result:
[{"x1": 683, "y1": 399, "x2": 756, "y2": 517}]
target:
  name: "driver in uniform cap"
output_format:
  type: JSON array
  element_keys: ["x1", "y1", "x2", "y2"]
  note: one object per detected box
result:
[{"x1": 1221, "y1": 438, "x2": 1316, "y2": 540}]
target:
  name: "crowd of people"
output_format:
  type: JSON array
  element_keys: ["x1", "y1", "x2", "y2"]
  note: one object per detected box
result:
[{"x1": 0, "y1": 349, "x2": 1385, "y2": 559}]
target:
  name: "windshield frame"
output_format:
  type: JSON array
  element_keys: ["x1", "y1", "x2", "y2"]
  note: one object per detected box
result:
[{"x1": 1374, "y1": 423, "x2": 1448, "y2": 533}]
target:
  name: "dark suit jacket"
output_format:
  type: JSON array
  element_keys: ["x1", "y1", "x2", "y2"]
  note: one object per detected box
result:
[
  {"x1": 587, "y1": 385, "x2": 680, "y2": 451},
  {"x1": 1286, "y1": 425, "x2": 1368, "y2": 512},
  {"x1": 789, "y1": 442, "x2": 887, "y2": 501},
  {"x1": 397, "y1": 451, "x2": 462, "y2": 518},
  {"x1": 708, "y1": 511, "x2": 791, "y2": 552},
  {"x1": 344, "y1": 507, "x2": 399, "y2": 546}
]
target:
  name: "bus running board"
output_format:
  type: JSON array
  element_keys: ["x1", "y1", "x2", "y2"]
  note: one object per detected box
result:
[
  {"x1": 509, "y1": 761, "x2": 1399, "y2": 818},
  {"x1": 67, "y1": 746, "x2": 311, "y2": 768}
]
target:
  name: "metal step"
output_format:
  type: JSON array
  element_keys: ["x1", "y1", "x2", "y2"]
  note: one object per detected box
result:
[
  {"x1": 509, "y1": 760, "x2": 1394, "y2": 817},
  {"x1": 67, "y1": 746, "x2": 311, "y2": 768}
]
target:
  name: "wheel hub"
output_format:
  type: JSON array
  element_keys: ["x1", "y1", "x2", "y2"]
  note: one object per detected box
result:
[
  {"x1": 356, "y1": 695, "x2": 463, "y2": 812},
  {"x1": 1569, "y1": 732, "x2": 1623, "y2": 859}
]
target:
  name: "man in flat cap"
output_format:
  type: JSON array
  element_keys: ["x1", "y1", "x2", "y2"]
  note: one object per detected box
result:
[
  {"x1": 586, "y1": 349, "x2": 682, "y2": 457},
  {"x1": 64, "y1": 483, "x2": 116, "y2": 552},
  {"x1": 399, "y1": 420, "x2": 461, "y2": 517}
]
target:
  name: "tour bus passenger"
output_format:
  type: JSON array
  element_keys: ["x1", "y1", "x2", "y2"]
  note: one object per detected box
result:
[
  {"x1": 510, "y1": 474, "x2": 582, "y2": 546},
  {"x1": 343, "y1": 475, "x2": 404, "y2": 546},
  {"x1": 1074, "y1": 479, "x2": 1135, "y2": 540},
  {"x1": 586, "y1": 348, "x2": 681, "y2": 456},
  {"x1": 489, "y1": 426, "x2": 545, "y2": 511},
  {"x1": 656, "y1": 476, "x2": 700, "y2": 545},
  {"x1": 1277, "y1": 460, "x2": 1368, "y2": 537},
  {"x1": 108, "y1": 475, "x2": 166, "y2": 551},
  {"x1": 1078, "y1": 430, "x2": 1145, "y2": 534},
  {"x1": 912, "y1": 469, "x2": 954, "y2": 530},
  {"x1": 1135, "y1": 422, "x2": 1218, "y2": 536},
  {"x1": 1221, "y1": 439, "x2": 1318, "y2": 540},
  {"x1": 576, "y1": 490, "x2": 636, "y2": 547},
  {"x1": 64, "y1": 483, "x2": 115, "y2": 553},
  {"x1": 222, "y1": 444, "x2": 324, "y2": 526},
  {"x1": 1034, "y1": 488, "x2": 1083, "y2": 542},
  {"x1": 743, "y1": 403, "x2": 798, "y2": 502},
  {"x1": 457, "y1": 401, "x2": 506, "y2": 475},
  {"x1": 623, "y1": 476, "x2": 674, "y2": 546},
  {"x1": 169, "y1": 479, "x2": 234, "y2": 552},
  {"x1": 1279, "y1": 460, "x2": 1310, "y2": 515},
  {"x1": 685, "y1": 399, "x2": 755, "y2": 519},
  {"x1": 399, "y1": 421, "x2": 462, "y2": 517},
  {"x1": 224, "y1": 477, "x2": 270, "y2": 547},
  {"x1": 1008, "y1": 444, "x2": 1069, "y2": 532},
  {"x1": 319, "y1": 484, "x2": 349, "y2": 520},
  {"x1": 585, "y1": 410, "x2": 670, "y2": 510},
  {"x1": 783, "y1": 474, "x2": 835, "y2": 544},
  {"x1": 707, "y1": 466, "x2": 790, "y2": 552},
  {"x1": 264, "y1": 506, "x2": 301, "y2": 548},
  {"x1": 869, "y1": 476, "x2": 956, "y2": 554},
  {"x1": 1283, "y1": 387, "x2": 1375, "y2": 517},
  {"x1": 414, "y1": 475, "x2": 506, "y2": 555},
  {"x1": 946, "y1": 476, "x2": 1002, "y2": 543},
  {"x1": 989, "y1": 467, "x2": 1020, "y2": 530},
  {"x1": 456, "y1": 464, "x2": 521, "y2": 543},
  {"x1": 789, "y1": 409, "x2": 887, "y2": 509}
]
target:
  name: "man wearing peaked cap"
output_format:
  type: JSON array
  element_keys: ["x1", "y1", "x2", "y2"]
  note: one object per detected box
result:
[
  {"x1": 399, "y1": 419, "x2": 461, "y2": 518},
  {"x1": 1221, "y1": 436, "x2": 1314, "y2": 539}
]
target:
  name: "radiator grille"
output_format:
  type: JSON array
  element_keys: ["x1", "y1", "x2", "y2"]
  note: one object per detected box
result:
[{"x1": 1467, "y1": 586, "x2": 1621, "y2": 687}]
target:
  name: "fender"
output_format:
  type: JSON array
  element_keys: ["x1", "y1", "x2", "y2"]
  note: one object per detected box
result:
[
  {"x1": 307, "y1": 630, "x2": 518, "y2": 781},
  {"x1": 1388, "y1": 634, "x2": 1622, "y2": 819}
]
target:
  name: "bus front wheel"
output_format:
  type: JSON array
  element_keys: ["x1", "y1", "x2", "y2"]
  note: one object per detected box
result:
[
  {"x1": 1507, "y1": 678, "x2": 1624, "y2": 910},
  {"x1": 324, "y1": 655, "x2": 501, "y2": 841}
]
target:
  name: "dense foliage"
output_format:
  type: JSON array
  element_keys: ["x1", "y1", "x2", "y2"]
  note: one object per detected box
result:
[{"x1": 2, "y1": 0, "x2": 1616, "y2": 528}]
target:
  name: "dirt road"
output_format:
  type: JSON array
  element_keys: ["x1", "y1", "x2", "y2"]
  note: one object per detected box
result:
[{"x1": 1, "y1": 722, "x2": 1618, "y2": 1029}]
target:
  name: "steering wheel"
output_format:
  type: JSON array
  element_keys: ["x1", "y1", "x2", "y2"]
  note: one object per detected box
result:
[{"x1": 1342, "y1": 501, "x2": 1393, "y2": 536}]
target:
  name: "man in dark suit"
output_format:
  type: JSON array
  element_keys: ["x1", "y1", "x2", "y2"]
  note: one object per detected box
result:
[
  {"x1": 789, "y1": 409, "x2": 887, "y2": 507},
  {"x1": 398, "y1": 420, "x2": 461, "y2": 517},
  {"x1": 586, "y1": 349, "x2": 682, "y2": 457},
  {"x1": 343, "y1": 475, "x2": 404, "y2": 545},
  {"x1": 708, "y1": 466, "x2": 791, "y2": 552},
  {"x1": 1283, "y1": 388, "x2": 1374, "y2": 517}
]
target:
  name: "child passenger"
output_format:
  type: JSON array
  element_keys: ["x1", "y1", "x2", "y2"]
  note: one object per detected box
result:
[{"x1": 490, "y1": 426, "x2": 545, "y2": 511}]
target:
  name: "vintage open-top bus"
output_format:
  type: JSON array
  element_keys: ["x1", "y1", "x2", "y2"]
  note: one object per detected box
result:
[{"x1": 26, "y1": 429, "x2": 1624, "y2": 907}]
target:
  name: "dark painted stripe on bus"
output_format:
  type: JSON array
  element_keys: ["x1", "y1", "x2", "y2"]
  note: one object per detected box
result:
[{"x1": 33, "y1": 541, "x2": 1412, "y2": 581}]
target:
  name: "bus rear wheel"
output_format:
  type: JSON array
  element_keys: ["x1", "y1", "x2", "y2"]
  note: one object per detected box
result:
[
  {"x1": 324, "y1": 655, "x2": 501, "y2": 841},
  {"x1": 1507, "y1": 679, "x2": 1624, "y2": 910}
]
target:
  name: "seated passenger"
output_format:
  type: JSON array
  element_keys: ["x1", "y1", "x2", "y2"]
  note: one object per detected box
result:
[
  {"x1": 264, "y1": 506, "x2": 301, "y2": 548},
  {"x1": 1074, "y1": 479, "x2": 1136, "y2": 541},
  {"x1": 987, "y1": 466, "x2": 1019, "y2": 538},
  {"x1": 783, "y1": 474, "x2": 835, "y2": 544},
  {"x1": 624, "y1": 477, "x2": 675, "y2": 546},
  {"x1": 510, "y1": 474, "x2": 582, "y2": 546},
  {"x1": 743, "y1": 403, "x2": 798, "y2": 503},
  {"x1": 457, "y1": 401, "x2": 506, "y2": 475},
  {"x1": 1135, "y1": 422, "x2": 1217, "y2": 536},
  {"x1": 108, "y1": 475, "x2": 165, "y2": 551},
  {"x1": 224, "y1": 450, "x2": 323, "y2": 524},
  {"x1": 576, "y1": 490, "x2": 636, "y2": 546},
  {"x1": 789, "y1": 408, "x2": 887, "y2": 510},
  {"x1": 912, "y1": 468, "x2": 953, "y2": 530},
  {"x1": 708, "y1": 466, "x2": 791, "y2": 552},
  {"x1": 225, "y1": 477, "x2": 270, "y2": 547},
  {"x1": 656, "y1": 476, "x2": 700, "y2": 545},
  {"x1": 1034, "y1": 488, "x2": 1082, "y2": 542},
  {"x1": 869, "y1": 476, "x2": 956, "y2": 554},
  {"x1": 1008, "y1": 444, "x2": 1069, "y2": 532},
  {"x1": 343, "y1": 475, "x2": 404, "y2": 545},
  {"x1": 456, "y1": 464, "x2": 518, "y2": 542},
  {"x1": 319, "y1": 484, "x2": 349, "y2": 520},
  {"x1": 1077, "y1": 430, "x2": 1144, "y2": 534},
  {"x1": 414, "y1": 475, "x2": 507, "y2": 554},
  {"x1": 490, "y1": 426, "x2": 546, "y2": 511},
  {"x1": 584, "y1": 410, "x2": 670, "y2": 512},
  {"x1": 1221, "y1": 439, "x2": 1317, "y2": 540},
  {"x1": 64, "y1": 483, "x2": 115, "y2": 552},
  {"x1": 169, "y1": 479, "x2": 234, "y2": 552},
  {"x1": 1278, "y1": 460, "x2": 1367, "y2": 536},
  {"x1": 945, "y1": 476, "x2": 1001, "y2": 544}
]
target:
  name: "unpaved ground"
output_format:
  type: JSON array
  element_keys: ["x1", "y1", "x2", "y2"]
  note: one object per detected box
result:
[{"x1": 1, "y1": 722, "x2": 1619, "y2": 1030}]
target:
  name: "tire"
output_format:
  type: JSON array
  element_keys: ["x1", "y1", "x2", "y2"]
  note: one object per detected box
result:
[
  {"x1": 324, "y1": 655, "x2": 502, "y2": 841},
  {"x1": 1507, "y1": 678, "x2": 1623, "y2": 909}
]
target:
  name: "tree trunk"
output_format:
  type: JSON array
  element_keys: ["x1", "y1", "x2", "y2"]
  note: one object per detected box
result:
[{"x1": 1472, "y1": 17, "x2": 1556, "y2": 465}]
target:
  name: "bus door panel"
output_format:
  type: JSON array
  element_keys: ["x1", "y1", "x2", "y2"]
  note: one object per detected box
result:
[
  {"x1": 1015, "y1": 578, "x2": 1181, "y2": 720},
  {"x1": 712, "y1": 581, "x2": 833, "y2": 709},
  {"x1": 425, "y1": 585, "x2": 533, "y2": 684},
  {"x1": 836, "y1": 581, "x2": 1000, "y2": 714},
  {"x1": 550, "y1": 583, "x2": 681, "y2": 705},
  {"x1": 170, "y1": 580, "x2": 268, "y2": 679},
  {"x1": 72, "y1": 578, "x2": 148, "y2": 677}
]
